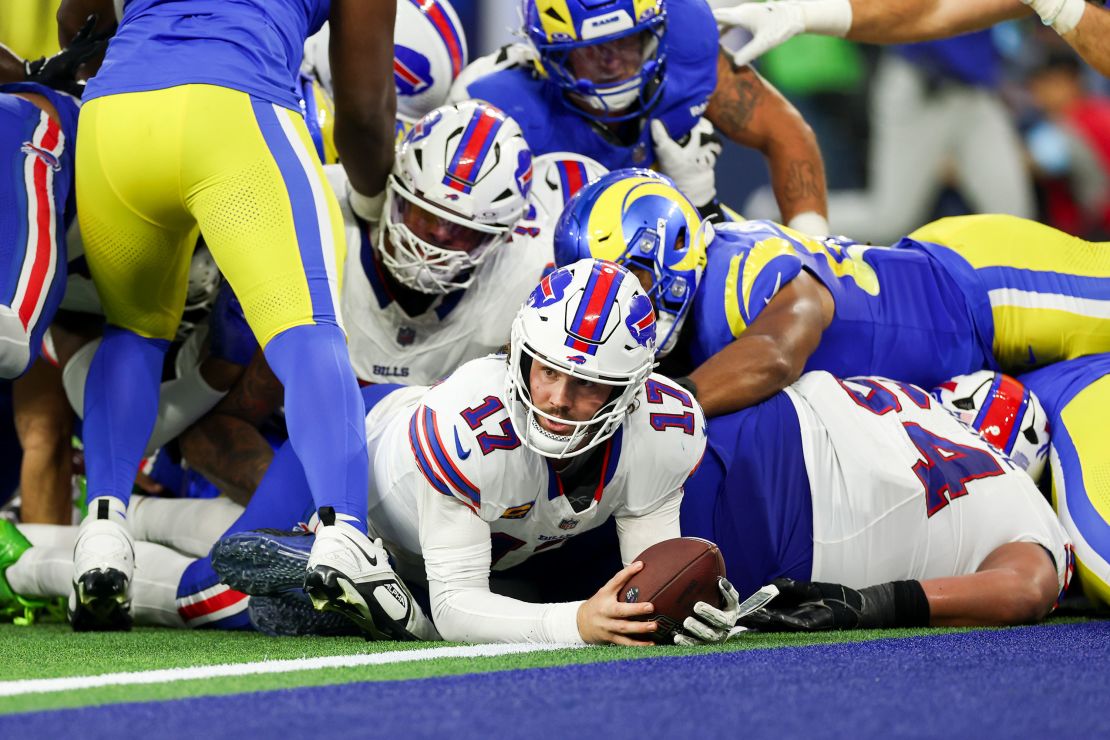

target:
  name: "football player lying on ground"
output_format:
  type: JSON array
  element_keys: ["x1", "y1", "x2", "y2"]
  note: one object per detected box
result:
[
  {"x1": 678, "y1": 371, "x2": 1070, "y2": 637},
  {"x1": 554, "y1": 170, "x2": 1110, "y2": 417},
  {"x1": 0, "y1": 259, "x2": 718, "y2": 644}
]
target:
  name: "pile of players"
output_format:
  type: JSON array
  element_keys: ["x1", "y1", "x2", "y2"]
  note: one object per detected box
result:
[{"x1": 0, "y1": 0, "x2": 1106, "y2": 645}]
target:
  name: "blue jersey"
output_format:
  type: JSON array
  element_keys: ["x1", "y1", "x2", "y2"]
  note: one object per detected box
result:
[
  {"x1": 459, "y1": 0, "x2": 718, "y2": 168},
  {"x1": 690, "y1": 220, "x2": 996, "y2": 390},
  {"x1": 681, "y1": 391, "x2": 813, "y2": 597},
  {"x1": 86, "y1": 0, "x2": 329, "y2": 110}
]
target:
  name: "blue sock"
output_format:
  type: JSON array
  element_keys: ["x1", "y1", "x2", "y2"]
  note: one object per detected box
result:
[
  {"x1": 220, "y1": 435, "x2": 316, "y2": 536},
  {"x1": 264, "y1": 324, "x2": 368, "y2": 533},
  {"x1": 83, "y1": 326, "x2": 169, "y2": 511},
  {"x1": 176, "y1": 557, "x2": 252, "y2": 630}
]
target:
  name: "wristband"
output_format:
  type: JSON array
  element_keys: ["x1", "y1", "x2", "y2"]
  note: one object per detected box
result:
[
  {"x1": 349, "y1": 187, "x2": 385, "y2": 223},
  {"x1": 859, "y1": 580, "x2": 930, "y2": 628},
  {"x1": 801, "y1": 0, "x2": 854, "y2": 37},
  {"x1": 786, "y1": 211, "x2": 830, "y2": 237},
  {"x1": 1027, "y1": 0, "x2": 1086, "y2": 34}
]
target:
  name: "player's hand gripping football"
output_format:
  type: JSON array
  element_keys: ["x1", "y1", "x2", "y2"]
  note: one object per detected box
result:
[
  {"x1": 650, "y1": 118, "x2": 722, "y2": 208},
  {"x1": 577, "y1": 561, "x2": 659, "y2": 646},
  {"x1": 738, "y1": 578, "x2": 885, "y2": 631},
  {"x1": 24, "y1": 15, "x2": 113, "y2": 97}
]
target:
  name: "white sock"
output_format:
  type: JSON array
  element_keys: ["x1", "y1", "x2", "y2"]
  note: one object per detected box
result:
[
  {"x1": 131, "y1": 541, "x2": 190, "y2": 628},
  {"x1": 128, "y1": 495, "x2": 244, "y2": 558},
  {"x1": 19, "y1": 523, "x2": 78, "y2": 550},
  {"x1": 7, "y1": 545, "x2": 71, "y2": 599}
]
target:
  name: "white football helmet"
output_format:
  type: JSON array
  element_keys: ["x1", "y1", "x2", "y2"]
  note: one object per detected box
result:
[
  {"x1": 302, "y1": 0, "x2": 468, "y2": 123},
  {"x1": 506, "y1": 258, "x2": 657, "y2": 459},
  {"x1": 380, "y1": 101, "x2": 533, "y2": 294},
  {"x1": 933, "y1": 370, "x2": 1050, "y2": 482},
  {"x1": 528, "y1": 153, "x2": 609, "y2": 226}
]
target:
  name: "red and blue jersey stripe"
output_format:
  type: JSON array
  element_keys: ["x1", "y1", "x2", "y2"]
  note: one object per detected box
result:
[
  {"x1": 443, "y1": 106, "x2": 505, "y2": 194},
  {"x1": 409, "y1": 405, "x2": 481, "y2": 509},
  {"x1": 565, "y1": 261, "x2": 624, "y2": 355}
]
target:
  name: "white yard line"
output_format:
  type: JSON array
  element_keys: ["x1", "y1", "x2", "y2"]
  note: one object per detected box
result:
[{"x1": 0, "y1": 642, "x2": 581, "y2": 698}]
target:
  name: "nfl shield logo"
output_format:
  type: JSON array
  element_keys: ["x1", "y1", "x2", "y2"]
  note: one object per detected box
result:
[
  {"x1": 558, "y1": 518, "x2": 578, "y2": 531},
  {"x1": 397, "y1": 327, "x2": 416, "y2": 346}
]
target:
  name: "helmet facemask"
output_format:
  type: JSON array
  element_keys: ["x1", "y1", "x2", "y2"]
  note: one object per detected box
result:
[{"x1": 380, "y1": 175, "x2": 511, "y2": 295}]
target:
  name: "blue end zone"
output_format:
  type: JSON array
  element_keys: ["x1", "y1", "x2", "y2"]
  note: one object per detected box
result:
[{"x1": 5, "y1": 622, "x2": 1107, "y2": 738}]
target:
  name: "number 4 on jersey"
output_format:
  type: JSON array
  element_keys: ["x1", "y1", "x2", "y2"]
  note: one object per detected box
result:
[{"x1": 904, "y1": 422, "x2": 1006, "y2": 518}]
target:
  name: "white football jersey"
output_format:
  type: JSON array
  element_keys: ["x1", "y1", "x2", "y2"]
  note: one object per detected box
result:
[
  {"x1": 361, "y1": 355, "x2": 707, "y2": 572},
  {"x1": 789, "y1": 373, "x2": 1072, "y2": 593},
  {"x1": 326, "y1": 165, "x2": 554, "y2": 386}
]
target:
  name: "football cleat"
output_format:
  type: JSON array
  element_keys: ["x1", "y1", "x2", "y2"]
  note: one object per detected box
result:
[
  {"x1": 0, "y1": 520, "x2": 49, "y2": 626},
  {"x1": 211, "y1": 528, "x2": 313, "y2": 595},
  {"x1": 304, "y1": 507, "x2": 440, "y2": 642},
  {"x1": 248, "y1": 589, "x2": 362, "y2": 638},
  {"x1": 69, "y1": 497, "x2": 135, "y2": 632}
]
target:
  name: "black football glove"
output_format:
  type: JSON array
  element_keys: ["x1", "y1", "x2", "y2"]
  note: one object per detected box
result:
[
  {"x1": 737, "y1": 578, "x2": 930, "y2": 632},
  {"x1": 24, "y1": 15, "x2": 112, "y2": 97}
]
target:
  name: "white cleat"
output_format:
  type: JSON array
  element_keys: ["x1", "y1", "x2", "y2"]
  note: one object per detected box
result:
[
  {"x1": 69, "y1": 497, "x2": 135, "y2": 632},
  {"x1": 303, "y1": 507, "x2": 439, "y2": 641}
]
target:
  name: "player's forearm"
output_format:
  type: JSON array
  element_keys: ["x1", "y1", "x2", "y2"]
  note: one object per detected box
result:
[
  {"x1": 689, "y1": 335, "x2": 801, "y2": 417},
  {"x1": 334, "y1": 104, "x2": 395, "y2": 197},
  {"x1": 706, "y1": 59, "x2": 827, "y2": 222},
  {"x1": 429, "y1": 580, "x2": 586, "y2": 644},
  {"x1": 0, "y1": 44, "x2": 25, "y2": 84},
  {"x1": 1063, "y1": 3, "x2": 1110, "y2": 77},
  {"x1": 178, "y1": 416, "x2": 273, "y2": 504},
  {"x1": 844, "y1": 0, "x2": 1027, "y2": 43},
  {"x1": 923, "y1": 542, "x2": 1060, "y2": 626}
]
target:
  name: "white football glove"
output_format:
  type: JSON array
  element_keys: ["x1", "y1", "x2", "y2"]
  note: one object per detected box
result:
[
  {"x1": 349, "y1": 187, "x2": 385, "y2": 224},
  {"x1": 675, "y1": 581, "x2": 780, "y2": 646},
  {"x1": 713, "y1": 0, "x2": 853, "y2": 69},
  {"x1": 651, "y1": 118, "x2": 722, "y2": 208},
  {"x1": 1021, "y1": 0, "x2": 1086, "y2": 34}
]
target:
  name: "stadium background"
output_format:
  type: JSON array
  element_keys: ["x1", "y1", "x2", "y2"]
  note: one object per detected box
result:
[{"x1": 1, "y1": 1, "x2": 1108, "y2": 736}]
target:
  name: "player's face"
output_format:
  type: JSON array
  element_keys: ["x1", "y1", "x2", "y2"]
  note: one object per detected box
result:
[
  {"x1": 398, "y1": 198, "x2": 492, "y2": 253},
  {"x1": 528, "y1": 359, "x2": 613, "y2": 435},
  {"x1": 566, "y1": 33, "x2": 645, "y2": 88}
]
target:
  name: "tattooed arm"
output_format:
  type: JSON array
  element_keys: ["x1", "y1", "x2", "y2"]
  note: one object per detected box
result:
[
  {"x1": 704, "y1": 53, "x2": 828, "y2": 225},
  {"x1": 178, "y1": 350, "x2": 284, "y2": 505}
]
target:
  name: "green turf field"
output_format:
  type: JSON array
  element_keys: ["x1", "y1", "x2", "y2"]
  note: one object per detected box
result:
[{"x1": 0, "y1": 620, "x2": 1019, "y2": 716}]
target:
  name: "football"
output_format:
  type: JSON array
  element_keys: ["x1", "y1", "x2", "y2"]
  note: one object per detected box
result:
[{"x1": 624, "y1": 537, "x2": 727, "y2": 644}]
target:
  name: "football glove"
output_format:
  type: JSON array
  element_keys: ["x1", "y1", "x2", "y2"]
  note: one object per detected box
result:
[
  {"x1": 24, "y1": 15, "x2": 112, "y2": 97},
  {"x1": 674, "y1": 580, "x2": 782, "y2": 646},
  {"x1": 712, "y1": 0, "x2": 853, "y2": 69},
  {"x1": 737, "y1": 578, "x2": 930, "y2": 632},
  {"x1": 650, "y1": 118, "x2": 721, "y2": 208}
]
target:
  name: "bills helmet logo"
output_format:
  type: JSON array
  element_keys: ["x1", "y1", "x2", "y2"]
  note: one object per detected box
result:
[
  {"x1": 405, "y1": 109, "x2": 442, "y2": 144},
  {"x1": 527, "y1": 266, "x2": 574, "y2": 309},
  {"x1": 21, "y1": 142, "x2": 60, "y2": 171},
  {"x1": 394, "y1": 46, "x2": 433, "y2": 97},
  {"x1": 565, "y1": 355, "x2": 587, "y2": 365},
  {"x1": 625, "y1": 294, "x2": 656, "y2": 349},
  {"x1": 514, "y1": 150, "x2": 533, "y2": 198}
]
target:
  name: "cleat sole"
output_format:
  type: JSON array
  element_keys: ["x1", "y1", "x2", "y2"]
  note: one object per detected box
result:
[
  {"x1": 69, "y1": 569, "x2": 132, "y2": 632},
  {"x1": 211, "y1": 532, "x2": 310, "y2": 595}
]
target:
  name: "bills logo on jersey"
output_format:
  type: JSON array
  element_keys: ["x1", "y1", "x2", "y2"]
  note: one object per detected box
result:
[
  {"x1": 394, "y1": 45, "x2": 433, "y2": 97},
  {"x1": 625, "y1": 294, "x2": 656, "y2": 349},
  {"x1": 20, "y1": 142, "x2": 61, "y2": 171},
  {"x1": 527, "y1": 266, "x2": 573, "y2": 308},
  {"x1": 406, "y1": 109, "x2": 442, "y2": 144},
  {"x1": 515, "y1": 150, "x2": 533, "y2": 198}
]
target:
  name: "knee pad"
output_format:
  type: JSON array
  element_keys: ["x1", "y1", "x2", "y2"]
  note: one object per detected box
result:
[{"x1": 0, "y1": 305, "x2": 32, "y2": 379}]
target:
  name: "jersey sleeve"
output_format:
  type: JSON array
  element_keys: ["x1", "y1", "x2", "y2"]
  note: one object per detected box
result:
[
  {"x1": 709, "y1": 223, "x2": 805, "y2": 338},
  {"x1": 407, "y1": 393, "x2": 486, "y2": 517},
  {"x1": 620, "y1": 375, "x2": 708, "y2": 517}
]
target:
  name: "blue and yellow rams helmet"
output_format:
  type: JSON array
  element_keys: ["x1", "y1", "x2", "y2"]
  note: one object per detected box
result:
[
  {"x1": 521, "y1": 0, "x2": 667, "y2": 123},
  {"x1": 553, "y1": 168, "x2": 709, "y2": 357}
]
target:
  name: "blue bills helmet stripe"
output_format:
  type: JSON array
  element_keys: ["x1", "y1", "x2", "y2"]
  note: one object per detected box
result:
[{"x1": 443, "y1": 106, "x2": 505, "y2": 194}]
